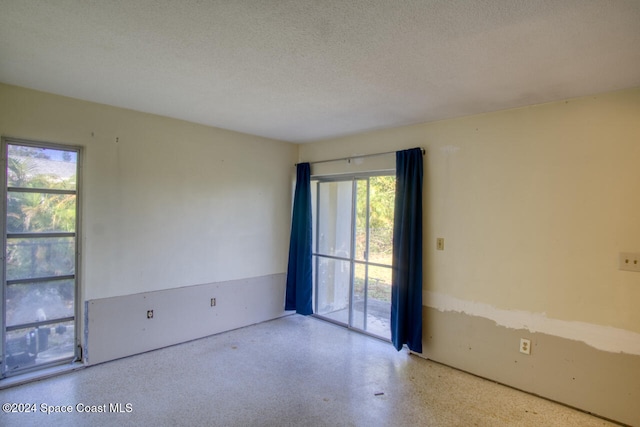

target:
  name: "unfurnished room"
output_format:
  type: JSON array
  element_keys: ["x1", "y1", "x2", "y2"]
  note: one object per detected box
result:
[{"x1": 0, "y1": 1, "x2": 639, "y2": 426}]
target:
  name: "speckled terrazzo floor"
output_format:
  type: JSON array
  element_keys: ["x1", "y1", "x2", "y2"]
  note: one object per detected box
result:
[{"x1": 0, "y1": 315, "x2": 617, "y2": 426}]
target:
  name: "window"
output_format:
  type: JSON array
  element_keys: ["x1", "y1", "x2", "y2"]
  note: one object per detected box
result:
[{"x1": 1, "y1": 138, "x2": 81, "y2": 377}]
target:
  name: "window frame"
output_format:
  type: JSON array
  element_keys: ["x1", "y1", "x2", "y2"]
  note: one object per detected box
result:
[{"x1": 1, "y1": 137, "x2": 83, "y2": 377}]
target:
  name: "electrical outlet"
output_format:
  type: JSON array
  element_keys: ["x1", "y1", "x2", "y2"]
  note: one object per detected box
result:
[
  {"x1": 519, "y1": 338, "x2": 531, "y2": 355},
  {"x1": 436, "y1": 238, "x2": 445, "y2": 251},
  {"x1": 211, "y1": 298, "x2": 216, "y2": 307},
  {"x1": 147, "y1": 310, "x2": 154, "y2": 319},
  {"x1": 619, "y1": 252, "x2": 640, "y2": 272}
]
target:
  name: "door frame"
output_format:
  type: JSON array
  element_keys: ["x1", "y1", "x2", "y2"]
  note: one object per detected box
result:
[{"x1": 311, "y1": 171, "x2": 394, "y2": 340}]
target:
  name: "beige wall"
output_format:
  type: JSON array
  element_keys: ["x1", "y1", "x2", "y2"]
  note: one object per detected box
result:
[
  {"x1": 299, "y1": 88, "x2": 640, "y2": 425},
  {"x1": 300, "y1": 88, "x2": 640, "y2": 343},
  {"x1": 0, "y1": 83, "x2": 297, "y2": 301},
  {"x1": 1, "y1": 83, "x2": 297, "y2": 371},
  {"x1": 2, "y1": 81, "x2": 639, "y2": 423}
]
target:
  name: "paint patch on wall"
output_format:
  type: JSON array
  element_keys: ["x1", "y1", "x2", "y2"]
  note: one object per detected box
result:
[{"x1": 425, "y1": 292, "x2": 640, "y2": 355}]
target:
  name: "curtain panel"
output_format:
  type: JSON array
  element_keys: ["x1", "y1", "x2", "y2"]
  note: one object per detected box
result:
[
  {"x1": 285, "y1": 162, "x2": 313, "y2": 315},
  {"x1": 391, "y1": 148, "x2": 423, "y2": 352}
]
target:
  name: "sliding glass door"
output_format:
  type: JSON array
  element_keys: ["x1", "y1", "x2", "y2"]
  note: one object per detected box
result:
[{"x1": 312, "y1": 174, "x2": 394, "y2": 340}]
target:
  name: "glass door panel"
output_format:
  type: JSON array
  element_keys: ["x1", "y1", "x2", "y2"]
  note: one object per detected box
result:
[
  {"x1": 367, "y1": 175, "x2": 395, "y2": 265},
  {"x1": 313, "y1": 174, "x2": 394, "y2": 341},
  {"x1": 352, "y1": 263, "x2": 367, "y2": 330},
  {"x1": 317, "y1": 181, "x2": 352, "y2": 258},
  {"x1": 314, "y1": 180, "x2": 353, "y2": 323},
  {"x1": 365, "y1": 266, "x2": 392, "y2": 339},
  {"x1": 315, "y1": 257, "x2": 350, "y2": 324},
  {"x1": 354, "y1": 178, "x2": 368, "y2": 262}
]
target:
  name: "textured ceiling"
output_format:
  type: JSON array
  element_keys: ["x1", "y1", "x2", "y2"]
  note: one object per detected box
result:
[{"x1": 1, "y1": 0, "x2": 639, "y2": 143}]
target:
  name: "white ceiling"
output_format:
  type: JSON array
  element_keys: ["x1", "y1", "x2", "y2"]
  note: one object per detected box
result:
[{"x1": 1, "y1": 1, "x2": 639, "y2": 143}]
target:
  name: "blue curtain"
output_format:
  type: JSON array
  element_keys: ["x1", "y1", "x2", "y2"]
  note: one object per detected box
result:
[
  {"x1": 285, "y1": 162, "x2": 313, "y2": 315},
  {"x1": 391, "y1": 148, "x2": 423, "y2": 352}
]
